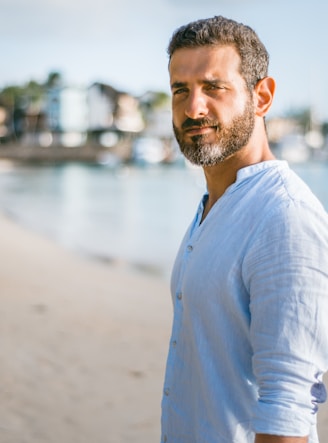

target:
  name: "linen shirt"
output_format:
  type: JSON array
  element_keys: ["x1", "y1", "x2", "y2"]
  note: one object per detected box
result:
[{"x1": 161, "y1": 160, "x2": 328, "y2": 443}]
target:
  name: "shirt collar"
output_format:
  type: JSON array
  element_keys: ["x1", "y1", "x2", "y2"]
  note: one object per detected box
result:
[{"x1": 236, "y1": 160, "x2": 288, "y2": 182}]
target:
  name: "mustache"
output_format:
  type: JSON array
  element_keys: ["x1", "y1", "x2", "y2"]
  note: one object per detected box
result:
[{"x1": 181, "y1": 117, "x2": 219, "y2": 130}]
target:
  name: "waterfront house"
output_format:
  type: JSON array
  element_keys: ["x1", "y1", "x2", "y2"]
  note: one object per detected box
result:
[
  {"x1": 46, "y1": 85, "x2": 88, "y2": 147},
  {"x1": 87, "y1": 82, "x2": 144, "y2": 148}
]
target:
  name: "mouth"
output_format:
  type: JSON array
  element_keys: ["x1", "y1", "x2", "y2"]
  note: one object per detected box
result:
[{"x1": 185, "y1": 125, "x2": 216, "y2": 137}]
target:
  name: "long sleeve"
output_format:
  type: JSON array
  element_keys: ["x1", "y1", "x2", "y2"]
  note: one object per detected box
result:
[{"x1": 244, "y1": 200, "x2": 328, "y2": 436}]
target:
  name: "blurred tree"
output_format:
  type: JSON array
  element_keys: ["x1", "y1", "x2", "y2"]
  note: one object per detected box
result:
[
  {"x1": 139, "y1": 91, "x2": 170, "y2": 111},
  {"x1": 149, "y1": 91, "x2": 170, "y2": 109},
  {"x1": 0, "y1": 71, "x2": 63, "y2": 108},
  {"x1": 0, "y1": 85, "x2": 24, "y2": 108},
  {"x1": 25, "y1": 80, "x2": 44, "y2": 102},
  {"x1": 45, "y1": 71, "x2": 63, "y2": 88},
  {"x1": 0, "y1": 73, "x2": 58, "y2": 140},
  {"x1": 321, "y1": 121, "x2": 328, "y2": 136}
]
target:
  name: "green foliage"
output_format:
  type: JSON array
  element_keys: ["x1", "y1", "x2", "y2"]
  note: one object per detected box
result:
[
  {"x1": 140, "y1": 91, "x2": 170, "y2": 111},
  {"x1": 322, "y1": 122, "x2": 328, "y2": 136},
  {"x1": 151, "y1": 91, "x2": 170, "y2": 109},
  {"x1": 0, "y1": 85, "x2": 25, "y2": 108},
  {"x1": 45, "y1": 72, "x2": 63, "y2": 88},
  {"x1": 0, "y1": 71, "x2": 63, "y2": 111}
]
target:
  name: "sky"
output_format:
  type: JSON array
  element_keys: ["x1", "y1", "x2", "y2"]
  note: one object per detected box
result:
[{"x1": 1, "y1": 0, "x2": 328, "y2": 120}]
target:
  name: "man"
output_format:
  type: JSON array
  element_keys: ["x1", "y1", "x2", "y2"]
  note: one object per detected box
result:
[{"x1": 161, "y1": 15, "x2": 328, "y2": 443}]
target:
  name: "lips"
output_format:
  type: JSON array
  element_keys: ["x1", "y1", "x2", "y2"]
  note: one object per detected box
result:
[{"x1": 185, "y1": 126, "x2": 215, "y2": 136}]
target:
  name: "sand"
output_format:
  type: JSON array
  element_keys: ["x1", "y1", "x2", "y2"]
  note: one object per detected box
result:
[
  {"x1": 0, "y1": 214, "x2": 172, "y2": 443},
  {"x1": 0, "y1": 214, "x2": 327, "y2": 443}
]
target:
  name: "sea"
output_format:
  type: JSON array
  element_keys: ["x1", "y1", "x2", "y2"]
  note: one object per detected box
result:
[{"x1": 0, "y1": 159, "x2": 327, "y2": 279}]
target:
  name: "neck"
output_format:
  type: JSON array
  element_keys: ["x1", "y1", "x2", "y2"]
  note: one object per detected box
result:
[{"x1": 201, "y1": 134, "x2": 275, "y2": 221}]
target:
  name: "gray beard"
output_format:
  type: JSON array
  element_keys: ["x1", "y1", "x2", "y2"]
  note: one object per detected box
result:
[
  {"x1": 178, "y1": 136, "x2": 243, "y2": 166},
  {"x1": 173, "y1": 100, "x2": 255, "y2": 167}
]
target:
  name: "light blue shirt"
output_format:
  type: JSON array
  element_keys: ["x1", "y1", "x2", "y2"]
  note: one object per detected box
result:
[{"x1": 161, "y1": 160, "x2": 328, "y2": 443}]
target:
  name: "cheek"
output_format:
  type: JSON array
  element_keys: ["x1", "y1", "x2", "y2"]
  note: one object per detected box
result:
[
  {"x1": 219, "y1": 97, "x2": 249, "y2": 123},
  {"x1": 171, "y1": 103, "x2": 183, "y2": 126}
]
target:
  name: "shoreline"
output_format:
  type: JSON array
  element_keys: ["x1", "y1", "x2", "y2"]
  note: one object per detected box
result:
[
  {"x1": 2, "y1": 206, "x2": 172, "y2": 280},
  {"x1": 0, "y1": 214, "x2": 327, "y2": 441}
]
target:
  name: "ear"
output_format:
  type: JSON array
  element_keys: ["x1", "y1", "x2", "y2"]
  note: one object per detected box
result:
[{"x1": 253, "y1": 76, "x2": 276, "y2": 117}]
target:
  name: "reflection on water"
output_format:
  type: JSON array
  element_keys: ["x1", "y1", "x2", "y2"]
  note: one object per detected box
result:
[
  {"x1": 0, "y1": 161, "x2": 327, "y2": 278},
  {"x1": 0, "y1": 163, "x2": 205, "y2": 278}
]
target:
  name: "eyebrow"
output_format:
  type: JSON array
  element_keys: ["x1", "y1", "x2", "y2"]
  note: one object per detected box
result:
[
  {"x1": 170, "y1": 81, "x2": 187, "y2": 90},
  {"x1": 203, "y1": 78, "x2": 229, "y2": 86},
  {"x1": 171, "y1": 78, "x2": 229, "y2": 90}
]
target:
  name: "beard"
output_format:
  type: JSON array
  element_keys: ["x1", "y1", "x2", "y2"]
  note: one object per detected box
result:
[{"x1": 173, "y1": 97, "x2": 255, "y2": 167}]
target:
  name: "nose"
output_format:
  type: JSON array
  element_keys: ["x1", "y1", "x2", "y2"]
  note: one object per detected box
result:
[{"x1": 184, "y1": 90, "x2": 208, "y2": 120}]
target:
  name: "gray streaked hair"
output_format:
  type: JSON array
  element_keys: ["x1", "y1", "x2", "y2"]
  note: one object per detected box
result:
[{"x1": 167, "y1": 15, "x2": 269, "y2": 91}]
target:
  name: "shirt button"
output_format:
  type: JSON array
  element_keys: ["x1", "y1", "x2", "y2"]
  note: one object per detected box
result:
[
  {"x1": 187, "y1": 244, "x2": 193, "y2": 251},
  {"x1": 163, "y1": 435, "x2": 167, "y2": 442},
  {"x1": 177, "y1": 292, "x2": 182, "y2": 300},
  {"x1": 172, "y1": 340, "x2": 177, "y2": 347},
  {"x1": 164, "y1": 387, "x2": 170, "y2": 396}
]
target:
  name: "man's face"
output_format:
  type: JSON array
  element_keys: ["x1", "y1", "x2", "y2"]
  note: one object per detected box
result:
[{"x1": 169, "y1": 45, "x2": 256, "y2": 166}]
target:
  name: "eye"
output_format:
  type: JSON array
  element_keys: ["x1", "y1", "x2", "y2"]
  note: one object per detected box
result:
[
  {"x1": 173, "y1": 87, "x2": 188, "y2": 96},
  {"x1": 208, "y1": 84, "x2": 225, "y2": 91},
  {"x1": 204, "y1": 81, "x2": 226, "y2": 91}
]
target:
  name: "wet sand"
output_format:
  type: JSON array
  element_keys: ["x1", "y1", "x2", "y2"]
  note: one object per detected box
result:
[{"x1": 0, "y1": 214, "x2": 327, "y2": 442}]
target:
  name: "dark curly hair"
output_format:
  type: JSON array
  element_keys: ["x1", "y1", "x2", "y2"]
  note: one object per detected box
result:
[{"x1": 167, "y1": 15, "x2": 269, "y2": 91}]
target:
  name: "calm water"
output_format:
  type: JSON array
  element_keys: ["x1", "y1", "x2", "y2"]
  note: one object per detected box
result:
[{"x1": 0, "y1": 160, "x2": 327, "y2": 278}]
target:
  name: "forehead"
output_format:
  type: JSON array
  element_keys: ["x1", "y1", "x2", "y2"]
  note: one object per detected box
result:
[{"x1": 169, "y1": 45, "x2": 243, "y2": 85}]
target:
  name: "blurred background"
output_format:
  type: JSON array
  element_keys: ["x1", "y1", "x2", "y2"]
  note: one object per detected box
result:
[
  {"x1": 1, "y1": 0, "x2": 328, "y2": 442},
  {"x1": 1, "y1": 0, "x2": 328, "y2": 274}
]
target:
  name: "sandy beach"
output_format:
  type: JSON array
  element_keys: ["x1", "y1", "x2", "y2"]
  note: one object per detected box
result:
[
  {"x1": 0, "y1": 214, "x2": 171, "y2": 443},
  {"x1": 0, "y1": 213, "x2": 327, "y2": 443}
]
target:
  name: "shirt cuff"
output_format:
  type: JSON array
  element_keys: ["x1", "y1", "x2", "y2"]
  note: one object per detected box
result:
[{"x1": 252, "y1": 401, "x2": 315, "y2": 436}]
